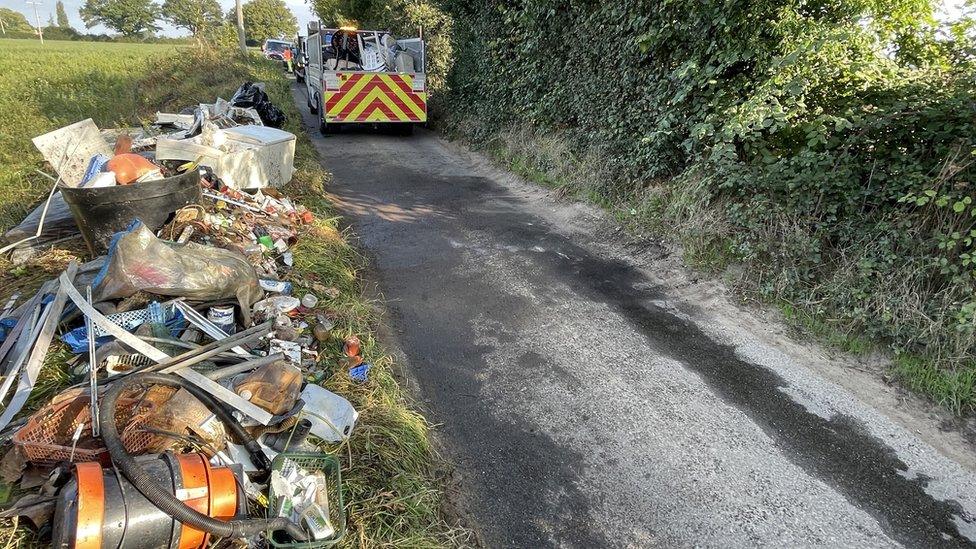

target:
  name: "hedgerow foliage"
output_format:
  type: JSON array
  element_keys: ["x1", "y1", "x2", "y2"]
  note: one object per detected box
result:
[{"x1": 440, "y1": 1, "x2": 976, "y2": 410}]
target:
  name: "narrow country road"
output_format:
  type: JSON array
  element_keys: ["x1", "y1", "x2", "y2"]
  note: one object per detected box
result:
[{"x1": 292, "y1": 85, "x2": 976, "y2": 548}]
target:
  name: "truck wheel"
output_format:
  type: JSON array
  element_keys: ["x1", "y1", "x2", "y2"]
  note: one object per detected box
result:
[
  {"x1": 308, "y1": 91, "x2": 318, "y2": 114},
  {"x1": 318, "y1": 95, "x2": 334, "y2": 134}
]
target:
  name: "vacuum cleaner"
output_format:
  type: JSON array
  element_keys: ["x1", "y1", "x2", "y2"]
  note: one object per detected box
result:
[{"x1": 51, "y1": 372, "x2": 307, "y2": 548}]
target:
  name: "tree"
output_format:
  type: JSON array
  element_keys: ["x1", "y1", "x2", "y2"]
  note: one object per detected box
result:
[
  {"x1": 80, "y1": 0, "x2": 160, "y2": 37},
  {"x1": 161, "y1": 0, "x2": 220, "y2": 36},
  {"x1": 240, "y1": 0, "x2": 296, "y2": 43},
  {"x1": 55, "y1": 0, "x2": 71, "y2": 27},
  {"x1": 312, "y1": 0, "x2": 372, "y2": 26},
  {"x1": 206, "y1": 20, "x2": 240, "y2": 48},
  {"x1": 0, "y1": 8, "x2": 35, "y2": 34}
]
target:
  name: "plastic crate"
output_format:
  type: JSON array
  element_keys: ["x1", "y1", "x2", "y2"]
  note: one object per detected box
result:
[
  {"x1": 12, "y1": 386, "x2": 176, "y2": 466},
  {"x1": 266, "y1": 452, "x2": 344, "y2": 547}
]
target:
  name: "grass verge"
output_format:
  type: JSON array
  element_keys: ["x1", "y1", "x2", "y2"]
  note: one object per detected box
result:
[{"x1": 0, "y1": 40, "x2": 469, "y2": 547}]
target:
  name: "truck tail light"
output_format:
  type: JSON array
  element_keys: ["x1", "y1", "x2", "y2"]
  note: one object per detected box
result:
[{"x1": 411, "y1": 74, "x2": 425, "y2": 92}]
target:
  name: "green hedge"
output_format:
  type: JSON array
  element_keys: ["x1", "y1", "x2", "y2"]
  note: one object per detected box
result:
[{"x1": 439, "y1": 1, "x2": 976, "y2": 411}]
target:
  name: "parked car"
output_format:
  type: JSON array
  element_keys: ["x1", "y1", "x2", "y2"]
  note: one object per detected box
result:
[{"x1": 261, "y1": 39, "x2": 292, "y2": 61}]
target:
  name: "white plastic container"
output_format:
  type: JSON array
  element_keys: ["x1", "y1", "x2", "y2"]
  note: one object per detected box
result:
[
  {"x1": 301, "y1": 293, "x2": 318, "y2": 308},
  {"x1": 155, "y1": 125, "x2": 296, "y2": 190},
  {"x1": 300, "y1": 384, "x2": 358, "y2": 442}
]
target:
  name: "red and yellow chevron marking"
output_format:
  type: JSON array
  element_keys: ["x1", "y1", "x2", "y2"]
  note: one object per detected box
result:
[{"x1": 325, "y1": 73, "x2": 427, "y2": 123}]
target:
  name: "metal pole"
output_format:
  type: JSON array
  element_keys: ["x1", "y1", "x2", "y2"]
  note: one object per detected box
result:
[
  {"x1": 25, "y1": 1, "x2": 43, "y2": 44},
  {"x1": 205, "y1": 353, "x2": 285, "y2": 380},
  {"x1": 235, "y1": 0, "x2": 246, "y2": 57},
  {"x1": 158, "y1": 321, "x2": 273, "y2": 374},
  {"x1": 86, "y1": 286, "x2": 100, "y2": 436}
]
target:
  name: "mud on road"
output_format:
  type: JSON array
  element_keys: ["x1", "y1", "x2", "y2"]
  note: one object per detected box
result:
[{"x1": 293, "y1": 84, "x2": 976, "y2": 548}]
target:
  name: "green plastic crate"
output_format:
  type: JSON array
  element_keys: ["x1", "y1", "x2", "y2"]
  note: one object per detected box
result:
[{"x1": 266, "y1": 452, "x2": 345, "y2": 547}]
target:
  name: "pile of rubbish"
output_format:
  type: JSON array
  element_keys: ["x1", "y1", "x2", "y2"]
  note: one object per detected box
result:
[{"x1": 0, "y1": 83, "x2": 363, "y2": 547}]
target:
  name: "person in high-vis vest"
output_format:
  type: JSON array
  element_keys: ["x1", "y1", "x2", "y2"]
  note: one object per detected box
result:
[{"x1": 283, "y1": 47, "x2": 293, "y2": 73}]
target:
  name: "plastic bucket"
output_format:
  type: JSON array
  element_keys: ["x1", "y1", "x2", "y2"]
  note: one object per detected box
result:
[{"x1": 60, "y1": 169, "x2": 201, "y2": 254}]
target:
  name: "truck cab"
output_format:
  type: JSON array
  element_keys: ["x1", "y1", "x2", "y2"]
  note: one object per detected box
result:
[{"x1": 304, "y1": 23, "x2": 426, "y2": 134}]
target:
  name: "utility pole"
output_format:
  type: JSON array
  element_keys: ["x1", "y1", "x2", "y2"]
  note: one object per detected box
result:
[
  {"x1": 25, "y1": 0, "x2": 43, "y2": 44},
  {"x1": 235, "y1": 0, "x2": 246, "y2": 57}
]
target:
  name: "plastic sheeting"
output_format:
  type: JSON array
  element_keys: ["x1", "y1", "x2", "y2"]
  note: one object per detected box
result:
[
  {"x1": 2, "y1": 192, "x2": 77, "y2": 244},
  {"x1": 60, "y1": 305, "x2": 186, "y2": 353},
  {"x1": 92, "y1": 221, "x2": 263, "y2": 323}
]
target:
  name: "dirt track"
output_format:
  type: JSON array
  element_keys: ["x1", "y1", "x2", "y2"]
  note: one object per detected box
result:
[{"x1": 293, "y1": 83, "x2": 976, "y2": 548}]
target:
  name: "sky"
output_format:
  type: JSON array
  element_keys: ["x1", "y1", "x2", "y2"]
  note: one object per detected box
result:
[{"x1": 0, "y1": 0, "x2": 316, "y2": 37}]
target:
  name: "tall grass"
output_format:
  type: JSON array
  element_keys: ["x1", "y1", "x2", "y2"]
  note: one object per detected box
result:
[{"x1": 0, "y1": 39, "x2": 180, "y2": 231}]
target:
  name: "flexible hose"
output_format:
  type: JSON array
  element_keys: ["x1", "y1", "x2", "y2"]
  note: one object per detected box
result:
[{"x1": 99, "y1": 372, "x2": 308, "y2": 541}]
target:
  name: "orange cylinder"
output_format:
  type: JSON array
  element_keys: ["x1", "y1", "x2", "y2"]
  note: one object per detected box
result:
[
  {"x1": 53, "y1": 453, "x2": 240, "y2": 549},
  {"x1": 343, "y1": 335, "x2": 361, "y2": 357}
]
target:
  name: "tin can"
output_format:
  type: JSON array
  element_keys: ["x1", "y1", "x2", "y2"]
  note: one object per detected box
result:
[
  {"x1": 207, "y1": 305, "x2": 236, "y2": 335},
  {"x1": 342, "y1": 335, "x2": 361, "y2": 358}
]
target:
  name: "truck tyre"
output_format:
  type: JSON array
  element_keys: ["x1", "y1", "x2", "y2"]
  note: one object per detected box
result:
[
  {"x1": 308, "y1": 91, "x2": 318, "y2": 114},
  {"x1": 318, "y1": 95, "x2": 334, "y2": 134}
]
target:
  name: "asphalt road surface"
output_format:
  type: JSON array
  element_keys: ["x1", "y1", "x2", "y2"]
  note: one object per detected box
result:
[{"x1": 292, "y1": 84, "x2": 976, "y2": 548}]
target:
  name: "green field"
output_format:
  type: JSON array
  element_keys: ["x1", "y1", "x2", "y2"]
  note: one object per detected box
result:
[
  {"x1": 0, "y1": 39, "x2": 465, "y2": 547},
  {"x1": 0, "y1": 39, "x2": 180, "y2": 230}
]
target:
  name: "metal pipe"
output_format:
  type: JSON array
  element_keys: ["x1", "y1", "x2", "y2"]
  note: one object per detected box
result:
[
  {"x1": 134, "y1": 336, "x2": 244, "y2": 360},
  {"x1": 154, "y1": 321, "x2": 273, "y2": 374},
  {"x1": 205, "y1": 353, "x2": 284, "y2": 380},
  {"x1": 86, "y1": 286, "x2": 100, "y2": 436},
  {"x1": 97, "y1": 320, "x2": 273, "y2": 386}
]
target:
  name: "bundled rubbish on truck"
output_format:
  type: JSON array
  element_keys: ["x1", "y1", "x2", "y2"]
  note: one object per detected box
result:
[
  {"x1": 0, "y1": 83, "x2": 362, "y2": 547},
  {"x1": 304, "y1": 24, "x2": 427, "y2": 133}
]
